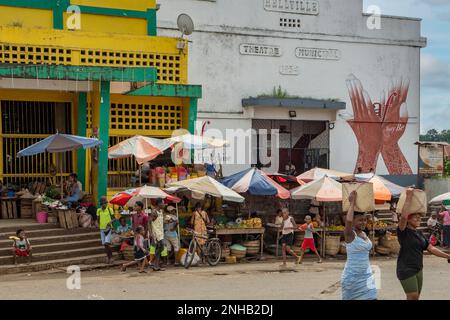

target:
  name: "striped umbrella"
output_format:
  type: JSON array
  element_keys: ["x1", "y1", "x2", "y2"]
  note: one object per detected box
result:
[{"x1": 221, "y1": 168, "x2": 290, "y2": 199}]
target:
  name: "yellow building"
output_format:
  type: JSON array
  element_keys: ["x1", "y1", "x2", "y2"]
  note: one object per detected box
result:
[{"x1": 0, "y1": 0, "x2": 201, "y2": 203}]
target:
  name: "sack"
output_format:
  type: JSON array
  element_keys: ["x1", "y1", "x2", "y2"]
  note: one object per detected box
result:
[
  {"x1": 396, "y1": 189, "x2": 427, "y2": 216},
  {"x1": 342, "y1": 182, "x2": 375, "y2": 212}
]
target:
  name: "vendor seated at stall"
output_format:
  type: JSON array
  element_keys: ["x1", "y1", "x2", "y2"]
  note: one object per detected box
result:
[
  {"x1": 62, "y1": 173, "x2": 82, "y2": 206},
  {"x1": 112, "y1": 217, "x2": 133, "y2": 249}
]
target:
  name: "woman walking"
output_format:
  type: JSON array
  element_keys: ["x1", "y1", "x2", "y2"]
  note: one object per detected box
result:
[
  {"x1": 341, "y1": 191, "x2": 377, "y2": 300},
  {"x1": 397, "y1": 189, "x2": 450, "y2": 300}
]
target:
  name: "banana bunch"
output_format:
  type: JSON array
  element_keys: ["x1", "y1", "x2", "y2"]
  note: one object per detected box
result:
[
  {"x1": 241, "y1": 218, "x2": 263, "y2": 228},
  {"x1": 326, "y1": 225, "x2": 345, "y2": 231}
]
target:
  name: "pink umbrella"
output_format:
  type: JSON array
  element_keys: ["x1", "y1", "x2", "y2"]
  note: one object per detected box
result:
[{"x1": 108, "y1": 135, "x2": 173, "y2": 165}]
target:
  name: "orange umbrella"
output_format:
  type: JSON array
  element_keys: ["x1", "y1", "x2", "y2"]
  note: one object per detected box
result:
[{"x1": 369, "y1": 176, "x2": 392, "y2": 202}]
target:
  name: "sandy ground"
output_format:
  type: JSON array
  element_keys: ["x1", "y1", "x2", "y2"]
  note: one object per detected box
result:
[{"x1": 0, "y1": 255, "x2": 449, "y2": 300}]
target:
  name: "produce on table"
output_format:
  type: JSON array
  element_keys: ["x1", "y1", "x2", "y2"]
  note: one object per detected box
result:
[
  {"x1": 326, "y1": 225, "x2": 345, "y2": 231},
  {"x1": 366, "y1": 221, "x2": 388, "y2": 230}
]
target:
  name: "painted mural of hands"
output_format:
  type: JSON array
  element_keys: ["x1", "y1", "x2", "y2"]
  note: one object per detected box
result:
[
  {"x1": 380, "y1": 79, "x2": 412, "y2": 174},
  {"x1": 346, "y1": 74, "x2": 382, "y2": 173}
]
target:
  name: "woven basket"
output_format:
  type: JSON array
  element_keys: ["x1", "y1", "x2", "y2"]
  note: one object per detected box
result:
[
  {"x1": 380, "y1": 236, "x2": 400, "y2": 254},
  {"x1": 376, "y1": 246, "x2": 391, "y2": 255},
  {"x1": 225, "y1": 256, "x2": 237, "y2": 264},
  {"x1": 243, "y1": 240, "x2": 260, "y2": 247},
  {"x1": 231, "y1": 249, "x2": 246, "y2": 258},
  {"x1": 222, "y1": 248, "x2": 230, "y2": 258},
  {"x1": 325, "y1": 236, "x2": 341, "y2": 256}
]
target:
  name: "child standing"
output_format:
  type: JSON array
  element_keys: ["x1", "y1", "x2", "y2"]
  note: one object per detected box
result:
[
  {"x1": 298, "y1": 215, "x2": 322, "y2": 264},
  {"x1": 279, "y1": 208, "x2": 301, "y2": 267},
  {"x1": 121, "y1": 226, "x2": 149, "y2": 273},
  {"x1": 12, "y1": 229, "x2": 32, "y2": 265}
]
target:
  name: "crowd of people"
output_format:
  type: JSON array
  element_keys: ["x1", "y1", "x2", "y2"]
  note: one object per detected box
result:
[{"x1": 10, "y1": 185, "x2": 450, "y2": 300}]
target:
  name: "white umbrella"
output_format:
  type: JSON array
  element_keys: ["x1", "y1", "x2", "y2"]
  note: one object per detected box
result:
[
  {"x1": 429, "y1": 192, "x2": 450, "y2": 204},
  {"x1": 166, "y1": 176, "x2": 244, "y2": 203}
]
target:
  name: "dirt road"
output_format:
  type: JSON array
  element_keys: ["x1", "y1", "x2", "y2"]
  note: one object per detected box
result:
[{"x1": 1, "y1": 255, "x2": 449, "y2": 300}]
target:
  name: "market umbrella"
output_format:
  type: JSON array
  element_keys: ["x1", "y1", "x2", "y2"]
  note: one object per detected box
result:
[
  {"x1": 290, "y1": 176, "x2": 342, "y2": 201},
  {"x1": 297, "y1": 167, "x2": 353, "y2": 183},
  {"x1": 221, "y1": 168, "x2": 290, "y2": 199},
  {"x1": 168, "y1": 133, "x2": 228, "y2": 150},
  {"x1": 17, "y1": 133, "x2": 102, "y2": 156},
  {"x1": 291, "y1": 176, "x2": 343, "y2": 258},
  {"x1": 108, "y1": 135, "x2": 173, "y2": 165},
  {"x1": 267, "y1": 173, "x2": 304, "y2": 189},
  {"x1": 17, "y1": 133, "x2": 102, "y2": 197},
  {"x1": 429, "y1": 192, "x2": 450, "y2": 204},
  {"x1": 166, "y1": 176, "x2": 245, "y2": 203},
  {"x1": 355, "y1": 173, "x2": 405, "y2": 200},
  {"x1": 110, "y1": 185, "x2": 181, "y2": 207}
]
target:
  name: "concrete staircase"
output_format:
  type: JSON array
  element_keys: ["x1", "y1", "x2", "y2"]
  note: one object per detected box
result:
[{"x1": 0, "y1": 221, "x2": 119, "y2": 275}]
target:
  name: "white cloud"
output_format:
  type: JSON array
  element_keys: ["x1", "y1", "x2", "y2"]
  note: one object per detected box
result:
[{"x1": 421, "y1": 54, "x2": 450, "y2": 89}]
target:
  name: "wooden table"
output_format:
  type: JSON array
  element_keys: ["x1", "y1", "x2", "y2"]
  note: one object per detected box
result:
[{"x1": 214, "y1": 227, "x2": 265, "y2": 260}]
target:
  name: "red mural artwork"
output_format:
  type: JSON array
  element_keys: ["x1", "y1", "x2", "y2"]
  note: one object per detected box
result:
[{"x1": 346, "y1": 74, "x2": 412, "y2": 175}]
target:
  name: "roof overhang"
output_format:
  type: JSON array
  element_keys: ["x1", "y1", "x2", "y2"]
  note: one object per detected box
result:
[{"x1": 242, "y1": 97, "x2": 346, "y2": 110}]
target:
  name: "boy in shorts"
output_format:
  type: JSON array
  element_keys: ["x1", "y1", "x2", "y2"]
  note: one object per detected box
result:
[{"x1": 298, "y1": 215, "x2": 322, "y2": 264}]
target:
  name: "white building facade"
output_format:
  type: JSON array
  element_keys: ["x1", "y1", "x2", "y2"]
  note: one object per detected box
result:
[{"x1": 157, "y1": 0, "x2": 426, "y2": 182}]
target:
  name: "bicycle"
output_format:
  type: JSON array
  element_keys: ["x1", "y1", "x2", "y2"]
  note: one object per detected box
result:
[{"x1": 183, "y1": 228, "x2": 222, "y2": 269}]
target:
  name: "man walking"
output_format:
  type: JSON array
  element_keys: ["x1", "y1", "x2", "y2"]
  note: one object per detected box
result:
[
  {"x1": 151, "y1": 198, "x2": 166, "y2": 271},
  {"x1": 97, "y1": 196, "x2": 115, "y2": 264}
]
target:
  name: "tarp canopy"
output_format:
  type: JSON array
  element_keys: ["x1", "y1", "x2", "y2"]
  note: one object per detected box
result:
[
  {"x1": 17, "y1": 133, "x2": 102, "y2": 157},
  {"x1": 166, "y1": 176, "x2": 245, "y2": 203},
  {"x1": 297, "y1": 167, "x2": 353, "y2": 183},
  {"x1": 291, "y1": 176, "x2": 342, "y2": 202},
  {"x1": 221, "y1": 168, "x2": 290, "y2": 199}
]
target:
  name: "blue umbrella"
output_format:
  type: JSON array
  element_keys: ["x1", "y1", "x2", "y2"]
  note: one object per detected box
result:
[
  {"x1": 17, "y1": 133, "x2": 102, "y2": 157},
  {"x1": 17, "y1": 133, "x2": 102, "y2": 198},
  {"x1": 221, "y1": 168, "x2": 290, "y2": 199}
]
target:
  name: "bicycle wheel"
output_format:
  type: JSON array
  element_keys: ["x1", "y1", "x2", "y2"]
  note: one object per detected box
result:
[
  {"x1": 206, "y1": 239, "x2": 222, "y2": 266},
  {"x1": 183, "y1": 239, "x2": 197, "y2": 269}
]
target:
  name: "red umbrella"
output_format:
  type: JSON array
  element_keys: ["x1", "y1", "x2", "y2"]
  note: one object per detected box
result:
[{"x1": 110, "y1": 186, "x2": 180, "y2": 207}]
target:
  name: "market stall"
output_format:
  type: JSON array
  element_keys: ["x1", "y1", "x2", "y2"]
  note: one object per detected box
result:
[
  {"x1": 166, "y1": 176, "x2": 272, "y2": 261},
  {"x1": 291, "y1": 176, "x2": 343, "y2": 258},
  {"x1": 12, "y1": 133, "x2": 102, "y2": 227}
]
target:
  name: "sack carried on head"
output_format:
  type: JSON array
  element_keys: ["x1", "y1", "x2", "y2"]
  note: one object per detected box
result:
[
  {"x1": 342, "y1": 182, "x2": 375, "y2": 212},
  {"x1": 396, "y1": 189, "x2": 427, "y2": 216}
]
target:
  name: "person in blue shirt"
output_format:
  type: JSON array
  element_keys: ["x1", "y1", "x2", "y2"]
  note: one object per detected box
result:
[{"x1": 63, "y1": 173, "x2": 82, "y2": 206}]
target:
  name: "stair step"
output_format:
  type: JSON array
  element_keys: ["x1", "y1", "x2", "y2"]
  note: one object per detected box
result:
[
  {"x1": 0, "y1": 246, "x2": 117, "y2": 265},
  {"x1": 0, "y1": 222, "x2": 59, "y2": 234},
  {"x1": 0, "y1": 253, "x2": 123, "y2": 275},
  {"x1": 0, "y1": 227, "x2": 98, "y2": 239},
  {"x1": 0, "y1": 232, "x2": 99, "y2": 248},
  {"x1": 0, "y1": 239, "x2": 102, "y2": 256}
]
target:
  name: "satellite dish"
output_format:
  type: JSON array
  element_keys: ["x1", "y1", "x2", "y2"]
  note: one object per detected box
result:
[{"x1": 177, "y1": 14, "x2": 194, "y2": 36}]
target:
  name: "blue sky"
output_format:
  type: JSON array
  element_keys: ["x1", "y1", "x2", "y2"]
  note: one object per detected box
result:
[{"x1": 363, "y1": 0, "x2": 450, "y2": 133}]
